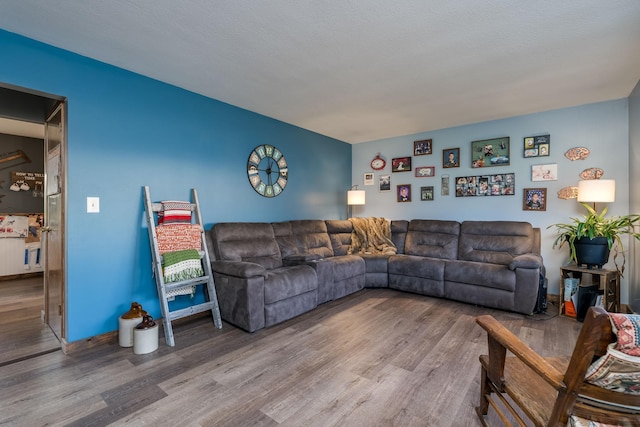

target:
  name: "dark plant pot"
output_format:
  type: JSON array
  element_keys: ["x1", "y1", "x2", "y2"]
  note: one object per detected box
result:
[{"x1": 574, "y1": 236, "x2": 610, "y2": 269}]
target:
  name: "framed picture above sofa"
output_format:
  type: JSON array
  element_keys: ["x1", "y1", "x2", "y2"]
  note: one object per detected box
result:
[
  {"x1": 455, "y1": 173, "x2": 515, "y2": 197},
  {"x1": 471, "y1": 137, "x2": 510, "y2": 168}
]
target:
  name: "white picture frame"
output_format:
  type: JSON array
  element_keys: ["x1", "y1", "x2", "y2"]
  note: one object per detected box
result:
[{"x1": 531, "y1": 163, "x2": 557, "y2": 181}]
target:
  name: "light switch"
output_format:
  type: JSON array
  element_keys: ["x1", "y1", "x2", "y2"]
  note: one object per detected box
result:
[{"x1": 87, "y1": 197, "x2": 100, "y2": 213}]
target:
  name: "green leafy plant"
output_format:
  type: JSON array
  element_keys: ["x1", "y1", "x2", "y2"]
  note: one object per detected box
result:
[{"x1": 548, "y1": 203, "x2": 640, "y2": 277}]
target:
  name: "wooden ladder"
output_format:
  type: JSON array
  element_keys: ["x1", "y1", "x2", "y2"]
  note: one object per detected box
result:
[{"x1": 143, "y1": 186, "x2": 222, "y2": 346}]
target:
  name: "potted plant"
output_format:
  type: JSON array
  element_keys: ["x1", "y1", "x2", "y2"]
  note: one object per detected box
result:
[{"x1": 549, "y1": 203, "x2": 640, "y2": 277}]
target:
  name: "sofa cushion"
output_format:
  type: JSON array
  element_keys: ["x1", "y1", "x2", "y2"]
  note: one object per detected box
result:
[
  {"x1": 458, "y1": 221, "x2": 534, "y2": 266},
  {"x1": 263, "y1": 265, "x2": 317, "y2": 304},
  {"x1": 290, "y1": 220, "x2": 334, "y2": 258},
  {"x1": 445, "y1": 260, "x2": 516, "y2": 292},
  {"x1": 325, "y1": 219, "x2": 353, "y2": 256},
  {"x1": 391, "y1": 220, "x2": 409, "y2": 254},
  {"x1": 331, "y1": 255, "x2": 366, "y2": 281},
  {"x1": 211, "y1": 222, "x2": 282, "y2": 269},
  {"x1": 272, "y1": 221, "x2": 299, "y2": 258},
  {"x1": 405, "y1": 220, "x2": 460, "y2": 260}
]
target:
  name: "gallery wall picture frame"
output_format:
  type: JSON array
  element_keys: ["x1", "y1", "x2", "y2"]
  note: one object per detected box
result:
[
  {"x1": 455, "y1": 173, "x2": 515, "y2": 197},
  {"x1": 442, "y1": 148, "x2": 460, "y2": 168},
  {"x1": 415, "y1": 166, "x2": 435, "y2": 177},
  {"x1": 413, "y1": 139, "x2": 432, "y2": 156},
  {"x1": 523, "y1": 188, "x2": 547, "y2": 211},
  {"x1": 531, "y1": 163, "x2": 558, "y2": 181},
  {"x1": 364, "y1": 172, "x2": 374, "y2": 186},
  {"x1": 397, "y1": 184, "x2": 411, "y2": 202},
  {"x1": 471, "y1": 137, "x2": 510, "y2": 168},
  {"x1": 441, "y1": 174, "x2": 450, "y2": 196},
  {"x1": 392, "y1": 157, "x2": 412, "y2": 172},
  {"x1": 523, "y1": 134, "x2": 550, "y2": 158},
  {"x1": 379, "y1": 174, "x2": 391, "y2": 192},
  {"x1": 420, "y1": 186, "x2": 434, "y2": 201}
]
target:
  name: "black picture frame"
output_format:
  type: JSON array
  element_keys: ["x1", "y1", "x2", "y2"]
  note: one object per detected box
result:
[
  {"x1": 392, "y1": 157, "x2": 412, "y2": 172},
  {"x1": 471, "y1": 137, "x2": 510, "y2": 168},
  {"x1": 455, "y1": 173, "x2": 515, "y2": 197},
  {"x1": 420, "y1": 186, "x2": 434, "y2": 201},
  {"x1": 524, "y1": 135, "x2": 550, "y2": 158}
]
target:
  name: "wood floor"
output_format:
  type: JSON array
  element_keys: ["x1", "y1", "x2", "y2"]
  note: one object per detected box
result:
[
  {"x1": 0, "y1": 289, "x2": 582, "y2": 426},
  {"x1": 0, "y1": 276, "x2": 60, "y2": 367}
]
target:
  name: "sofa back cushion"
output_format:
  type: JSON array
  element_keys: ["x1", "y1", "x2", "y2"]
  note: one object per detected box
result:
[
  {"x1": 459, "y1": 221, "x2": 534, "y2": 266},
  {"x1": 405, "y1": 220, "x2": 460, "y2": 259},
  {"x1": 290, "y1": 220, "x2": 335, "y2": 258},
  {"x1": 210, "y1": 222, "x2": 282, "y2": 269},
  {"x1": 325, "y1": 220, "x2": 353, "y2": 256},
  {"x1": 391, "y1": 220, "x2": 409, "y2": 254},
  {"x1": 271, "y1": 221, "x2": 299, "y2": 258}
]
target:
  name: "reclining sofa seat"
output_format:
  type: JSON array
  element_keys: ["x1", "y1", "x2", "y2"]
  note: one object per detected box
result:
[
  {"x1": 209, "y1": 222, "x2": 317, "y2": 332},
  {"x1": 446, "y1": 221, "x2": 542, "y2": 314},
  {"x1": 388, "y1": 220, "x2": 460, "y2": 296},
  {"x1": 280, "y1": 220, "x2": 366, "y2": 304}
]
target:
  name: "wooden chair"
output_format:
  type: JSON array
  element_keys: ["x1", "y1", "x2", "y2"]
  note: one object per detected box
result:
[{"x1": 475, "y1": 307, "x2": 640, "y2": 426}]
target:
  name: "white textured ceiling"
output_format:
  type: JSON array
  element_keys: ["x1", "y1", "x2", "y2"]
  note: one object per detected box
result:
[{"x1": 1, "y1": 1, "x2": 639, "y2": 143}]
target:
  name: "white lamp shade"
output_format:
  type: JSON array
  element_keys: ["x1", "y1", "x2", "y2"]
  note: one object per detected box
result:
[
  {"x1": 577, "y1": 179, "x2": 615, "y2": 203},
  {"x1": 347, "y1": 190, "x2": 366, "y2": 205}
]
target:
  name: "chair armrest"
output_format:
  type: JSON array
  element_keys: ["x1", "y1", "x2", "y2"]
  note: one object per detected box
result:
[
  {"x1": 211, "y1": 260, "x2": 266, "y2": 278},
  {"x1": 476, "y1": 314, "x2": 565, "y2": 390},
  {"x1": 509, "y1": 253, "x2": 543, "y2": 270}
]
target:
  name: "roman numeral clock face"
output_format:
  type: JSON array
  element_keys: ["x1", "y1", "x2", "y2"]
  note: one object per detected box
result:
[{"x1": 247, "y1": 145, "x2": 288, "y2": 197}]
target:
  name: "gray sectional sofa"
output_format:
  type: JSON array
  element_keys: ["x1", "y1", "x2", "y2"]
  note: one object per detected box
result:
[{"x1": 207, "y1": 219, "x2": 544, "y2": 332}]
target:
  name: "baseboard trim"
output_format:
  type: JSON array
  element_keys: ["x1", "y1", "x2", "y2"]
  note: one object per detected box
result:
[
  {"x1": 61, "y1": 331, "x2": 118, "y2": 354},
  {"x1": 61, "y1": 312, "x2": 212, "y2": 354}
]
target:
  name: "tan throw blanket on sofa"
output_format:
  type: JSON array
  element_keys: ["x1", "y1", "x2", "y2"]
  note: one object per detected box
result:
[{"x1": 348, "y1": 217, "x2": 397, "y2": 255}]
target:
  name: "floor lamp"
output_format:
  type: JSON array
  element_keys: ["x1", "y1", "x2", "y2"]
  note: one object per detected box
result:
[{"x1": 347, "y1": 185, "x2": 365, "y2": 218}]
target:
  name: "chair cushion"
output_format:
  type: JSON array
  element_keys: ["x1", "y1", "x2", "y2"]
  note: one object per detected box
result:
[
  {"x1": 609, "y1": 313, "x2": 640, "y2": 356},
  {"x1": 585, "y1": 343, "x2": 640, "y2": 395}
]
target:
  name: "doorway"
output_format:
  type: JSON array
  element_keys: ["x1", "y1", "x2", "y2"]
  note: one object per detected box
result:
[{"x1": 0, "y1": 83, "x2": 66, "y2": 364}]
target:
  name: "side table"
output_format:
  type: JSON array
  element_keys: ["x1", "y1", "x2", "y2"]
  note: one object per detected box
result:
[{"x1": 559, "y1": 265, "x2": 619, "y2": 317}]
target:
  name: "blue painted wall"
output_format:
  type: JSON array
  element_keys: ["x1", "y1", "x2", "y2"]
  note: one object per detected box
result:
[
  {"x1": 0, "y1": 30, "x2": 352, "y2": 341},
  {"x1": 352, "y1": 99, "x2": 632, "y2": 302}
]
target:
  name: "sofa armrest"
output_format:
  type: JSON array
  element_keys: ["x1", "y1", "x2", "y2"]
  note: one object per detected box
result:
[
  {"x1": 509, "y1": 253, "x2": 543, "y2": 270},
  {"x1": 282, "y1": 253, "x2": 323, "y2": 266},
  {"x1": 212, "y1": 260, "x2": 266, "y2": 278}
]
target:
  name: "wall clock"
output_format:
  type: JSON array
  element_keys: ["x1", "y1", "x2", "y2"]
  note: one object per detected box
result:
[
  {"x1": 370, "y1": 153, "x2": 386, "y2": 170},
  {"x1": 247, "y1": 144, "x2": 288, "y2": 197}
]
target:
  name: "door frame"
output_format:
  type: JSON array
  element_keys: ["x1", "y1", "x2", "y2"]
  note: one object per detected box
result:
[{"x1": 0, "y1": 82, "x2": 67, "y2": 341}]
